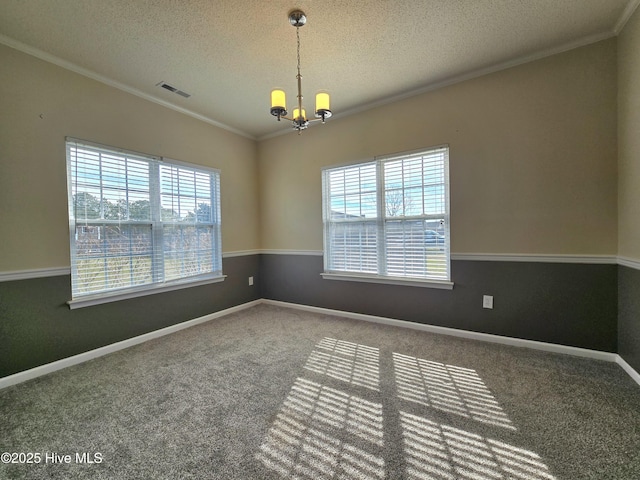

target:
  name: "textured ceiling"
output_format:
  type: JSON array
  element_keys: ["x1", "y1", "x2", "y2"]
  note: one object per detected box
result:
[{"x1": 0, "y1": 0, "x2": 637, "y2": 139}]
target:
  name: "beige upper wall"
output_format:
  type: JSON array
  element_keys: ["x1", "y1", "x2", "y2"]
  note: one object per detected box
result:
[
  {"x1": 258, "y1": 38, "x2": 618, "y2": 255},
  {"x1": 0, "y1": 44, "x2": 260, "y2": 272},
  {"x1": 0, "y1": 34, "x2": 622, "y2": 271},
  {"x1": 618, "y1": 6, "x2": 640, "y2": 260}
]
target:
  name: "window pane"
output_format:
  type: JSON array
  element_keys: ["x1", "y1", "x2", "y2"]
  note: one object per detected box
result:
[
  {"x1": 105, "y1": 255, "x2": 150, "y2": 289},
  {"x1": 163, "y1": 225, "x2": 214, "y2": 281},
  {"x1": 73, "y1": 192, "x2": 102, "y2": 220},
  {"x1": 385, "y1": 188, "x2": 405, "y2": 217},
  {"x1": 403, "y1": 187, "x2": 423, "y2": 216},
  {"x1": 327, "y1": 162, "x2": 377, "y2": 219},
  {"x1": 385, "y1": 220, "x2": 446, "y2": 279},
  {"x1": 128, "y1": 199, "x2": 151, "y2": 221},
  {"x1": 424, "y1": 184, "x2": 445, "y2": 215},
  {"x1": 329, "y1": 170, "x2": 345, "y2": 195},
  {"x1": 328, "y1": 221, "x2": 378, "y2": 274},
  {"x1": 329, "y1": 195, "x2": 347, "y2": 219},
  {"x1": 73, "y1": 224, "x2": 153, "y2": 293},
  {"x1": 160, "y1": 166, "x2": 214, "y2": 223},
  {"x1": 344, "y1": 193, "x2": 364, "y2": 217},
  {"x1": 195, "y1": 201, "x2": 212, "y2": 223}
]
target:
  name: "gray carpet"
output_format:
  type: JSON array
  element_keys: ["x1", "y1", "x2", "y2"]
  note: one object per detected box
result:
[{"x1": 1, "y1": 304, "x2": 639, "y2": 479}]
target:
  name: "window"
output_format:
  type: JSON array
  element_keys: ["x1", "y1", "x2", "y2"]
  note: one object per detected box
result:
[
  {"x1": 66, "y1": 138, "x2": 223, "y2": 307},
  {"x1": 321, "y1": 145, "x2": 451, "y2": 288}
]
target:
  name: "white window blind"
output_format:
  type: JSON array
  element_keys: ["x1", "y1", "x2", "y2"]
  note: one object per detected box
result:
[
  {"x1": 66, "y1": 138, "x2": 222, "y2": 302},
  {"x1": 322, "y1": 146, "x2": 450, "y2": 283}
]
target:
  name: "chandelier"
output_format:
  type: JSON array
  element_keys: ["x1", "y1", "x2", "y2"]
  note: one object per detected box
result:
[{"x1": 270, "y1": 10, "x2": 332, "y2": 132}]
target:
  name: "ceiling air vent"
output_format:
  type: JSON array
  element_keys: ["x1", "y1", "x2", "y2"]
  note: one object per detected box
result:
[{"x1": 156, "y1": 81, "x2": 191, "y2": 98}]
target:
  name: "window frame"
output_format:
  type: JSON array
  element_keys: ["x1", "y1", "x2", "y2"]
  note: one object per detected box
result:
[
  {"x1": 65, "y1": 138, "x2": 224, "y2": 309},
  {"x1": 321, "y1": 145, "x2": 453, "y2": 290}
]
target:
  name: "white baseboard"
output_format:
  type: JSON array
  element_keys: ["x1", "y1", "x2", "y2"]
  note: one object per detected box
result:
[
  {"x1": 262, "y1": 299, "x2": 618, "y2": 362},
  {"x1": 616, "y1": 355, "x2": 640, "y2": 386},
  {"x1": 0, "y1": 299, "x2": 261, "y2": 390},
  {"x1": 263, "y1": 300, "x2": 640, "y2": 386},
  {"x1": 3, "y1": 298, "x2": 639, "y2": 390}
]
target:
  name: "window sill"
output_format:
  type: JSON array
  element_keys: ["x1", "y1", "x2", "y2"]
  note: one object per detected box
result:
[
  {"x1": 320, "y1": 272, "x2": 454, "y2": 290},
  {"x1": 67, "y1": 275, "x2": 227, "y2": 309}
]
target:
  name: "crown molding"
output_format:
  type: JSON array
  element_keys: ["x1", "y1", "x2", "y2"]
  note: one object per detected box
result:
[
  {"x1": 0, "y1": 34, "x2": 255, "y2": 141},
  {"x1": 615, "y1": 0, "x2": 640, "y2": 34},
  {"x1": 258, "y1": 29, "x2": 616, "y2": 142},
  {"x1": 1, "y1": 20, "x2": 623, "y2": 146}
]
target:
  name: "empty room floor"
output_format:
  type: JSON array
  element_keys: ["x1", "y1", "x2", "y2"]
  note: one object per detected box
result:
[{"x1": 1, "y1": 304, "x2": 639, "y2": 479}]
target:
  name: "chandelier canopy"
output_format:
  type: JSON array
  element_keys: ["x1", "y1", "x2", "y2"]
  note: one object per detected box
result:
[{"x1": 270, "y1": 10, "x2": 332, "y2": 132}]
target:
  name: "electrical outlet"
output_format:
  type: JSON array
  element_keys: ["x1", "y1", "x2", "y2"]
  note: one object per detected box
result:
[
  {"x1": 483, "y1": 295, "x2": 493, "y2": 309},
  {"x1": 248, "y1": 276, "x2": 254, "y2": 286}
]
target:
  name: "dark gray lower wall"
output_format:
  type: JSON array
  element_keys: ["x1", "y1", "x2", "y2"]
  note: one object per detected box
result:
[
  {"x1": 0, "y1": 255, "x2": 260, "y2": 378},
  {"x1": 1, "y1": 253, "x2": 624, "y2": 380},
  {"x1": 260, "y1": 254, "x2": 618, "y2": 352},
  {"x1": 619, "y1": 265, "x2": 640, "y2": 373}
]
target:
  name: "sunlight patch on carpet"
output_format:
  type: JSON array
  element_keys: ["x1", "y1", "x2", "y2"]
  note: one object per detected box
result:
[
  {"x1": 304, "y1": 338, "x2": 380, "y2": 391},
  {"x1": 393, "y1": 352, "x2": 515, "y2": 430},
  {"x1": 400, "y1": 411, "x2": 556, "y2": 480},
  {"x1": 256, "y1": 377, "x2": 385, "y2": 479}
]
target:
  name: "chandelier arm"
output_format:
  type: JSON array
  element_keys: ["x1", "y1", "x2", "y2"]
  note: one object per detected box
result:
[{"x1": 276, "y1": 115, "x2": 321, "y2": 123}]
